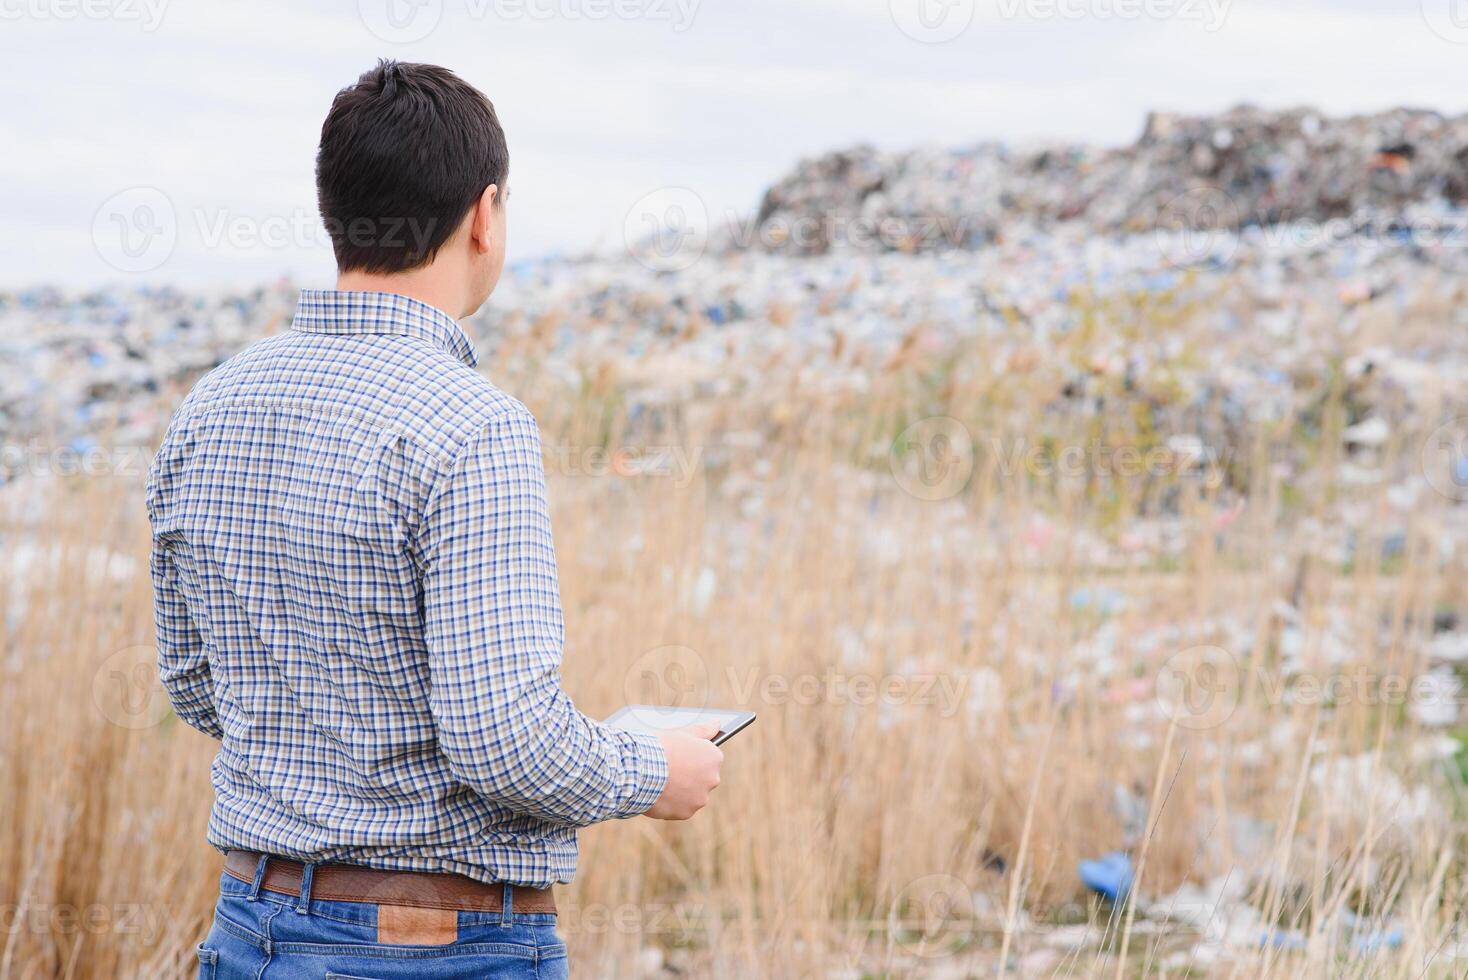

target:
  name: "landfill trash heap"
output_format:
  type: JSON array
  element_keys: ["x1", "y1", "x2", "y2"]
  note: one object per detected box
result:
[
  {"x1": 5, "y1": 107, "x2": 1468, "y2": 493},
  {"x1": 740, "y1": 105, "x2": 1468, "y2": 254}
]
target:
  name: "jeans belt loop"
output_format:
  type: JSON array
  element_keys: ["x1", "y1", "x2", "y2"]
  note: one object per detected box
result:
[
  {"x1": 247, "y1": 854, "x2": 269, "y2": 902},
  {"x1": 295, "y1": 862, "x2": 315, "y2": 915}
]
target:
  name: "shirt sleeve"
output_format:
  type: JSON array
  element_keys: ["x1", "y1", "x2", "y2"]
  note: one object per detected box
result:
[
  {"x1": 418, "y1": 407, "x2": 667, "y2": 826},
  {"x1": 150, "y1": 535, "x2": 224, "y2": 740}
]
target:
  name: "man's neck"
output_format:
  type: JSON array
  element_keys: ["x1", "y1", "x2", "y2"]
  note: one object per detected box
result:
[{"x1": 336, "y1": 269, "x2": 465, "y2": 319}]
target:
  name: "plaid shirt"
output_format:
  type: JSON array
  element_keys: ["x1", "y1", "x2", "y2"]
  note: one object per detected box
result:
[{"x1": 146, "y1": 289, "x2": 668, "y2": 887}]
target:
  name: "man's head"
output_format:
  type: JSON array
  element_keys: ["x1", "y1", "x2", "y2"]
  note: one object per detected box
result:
[{"x1": 317, "y1": 60, "x2": 509, "y2": 316}]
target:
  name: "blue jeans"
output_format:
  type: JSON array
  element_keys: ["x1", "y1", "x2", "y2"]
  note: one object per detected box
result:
[{"x1": 197, "y1": 870, "x2": 568, "y2": 980}]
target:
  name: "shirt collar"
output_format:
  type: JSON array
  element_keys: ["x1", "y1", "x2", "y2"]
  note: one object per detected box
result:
[{"x1": 291, "y1": 289, "x2": 479, "y2": 368}]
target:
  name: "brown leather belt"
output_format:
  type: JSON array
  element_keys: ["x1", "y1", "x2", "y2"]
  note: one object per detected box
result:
[{"x1": 223, "y1": 850, "x2": 556, "y2": 915}]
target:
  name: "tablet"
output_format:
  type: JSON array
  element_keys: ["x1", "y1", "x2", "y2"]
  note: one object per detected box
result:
[{"x1": 604, "y1": 705, "x2": 756, "y2": 746}]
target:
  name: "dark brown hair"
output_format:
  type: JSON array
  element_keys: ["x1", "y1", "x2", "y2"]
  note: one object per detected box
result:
[{"x1": 316, "y1": 60, "x2": 508, "y2": 274}]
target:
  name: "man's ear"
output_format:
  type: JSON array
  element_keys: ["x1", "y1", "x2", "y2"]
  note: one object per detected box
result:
[{"x1": 472, "y1": 184, "x2": 499, "y2": 254}]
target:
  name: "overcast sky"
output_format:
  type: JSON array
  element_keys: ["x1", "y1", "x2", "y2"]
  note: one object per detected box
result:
[{"x1": 4, "y1": 0, "x2": 1467, "y2": 287}]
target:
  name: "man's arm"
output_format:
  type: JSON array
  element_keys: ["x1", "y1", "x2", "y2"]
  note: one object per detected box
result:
[
  {"x1": 150, "y1": 541, "x2": 224, "y2": 739},
  {"x1": 419, "y1": 407, "x2": 668, "y2": 826},
  {"x1": 146, "y1": 417, "x2": 224, "y2": 741}
]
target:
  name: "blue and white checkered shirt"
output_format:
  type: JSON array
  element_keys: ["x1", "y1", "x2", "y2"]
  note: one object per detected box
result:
[{"x1": 146, "y1": 289, "x2": 668, "y2": 887}]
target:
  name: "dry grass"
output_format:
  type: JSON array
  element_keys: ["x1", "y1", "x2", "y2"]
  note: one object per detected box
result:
[{"x1": 4, "y1": 284, "x2": 1468, "y2": 978}]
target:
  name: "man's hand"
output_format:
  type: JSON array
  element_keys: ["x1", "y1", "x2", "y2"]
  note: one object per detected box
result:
[{"x1": 645, "y1": 723, "x2": 724, "y2": 820}]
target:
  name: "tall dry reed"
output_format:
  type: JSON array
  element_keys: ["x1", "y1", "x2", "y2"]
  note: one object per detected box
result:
[{"x1": 3, "y1": 284, "x2": 1467, "y2": 978}]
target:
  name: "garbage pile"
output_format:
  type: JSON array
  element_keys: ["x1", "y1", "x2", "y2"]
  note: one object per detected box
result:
[
  {"x1": 492, "y1": 216, "x2": 1468, "y2": 467},
  {"x1": 744, "y1": 105, "x2": 1468, "y2": 254},
  {"x1": 4, "y1": 214, "x2": 1468, "y2": 493},
  {"x1": 4, "y1": 106, "x2": 1468, "y2": 507},
  {"x1": 0, "y1": 285, "x2": 291, "y2": 481}
]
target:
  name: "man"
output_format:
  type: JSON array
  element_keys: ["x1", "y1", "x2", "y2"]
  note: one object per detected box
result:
[{"x1": 146, "y1": 60, "x2": 723, "y2": 980}]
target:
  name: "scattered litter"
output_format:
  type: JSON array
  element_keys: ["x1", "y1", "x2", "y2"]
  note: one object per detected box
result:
[
  {"x1": 1079, "y1": 851, "x2": 1134, "y2": 903},
  {"x1": 1351, "y1": 927, "x2": 1405, "y2": 954},
  {"x1": 1068, "y1": 587, "x2": 1128, "y2": 616}
]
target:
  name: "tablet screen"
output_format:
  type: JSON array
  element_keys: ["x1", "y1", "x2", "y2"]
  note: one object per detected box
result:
[{"x1": 605, "y1": 705, "x2": 752, "y2": 738}]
